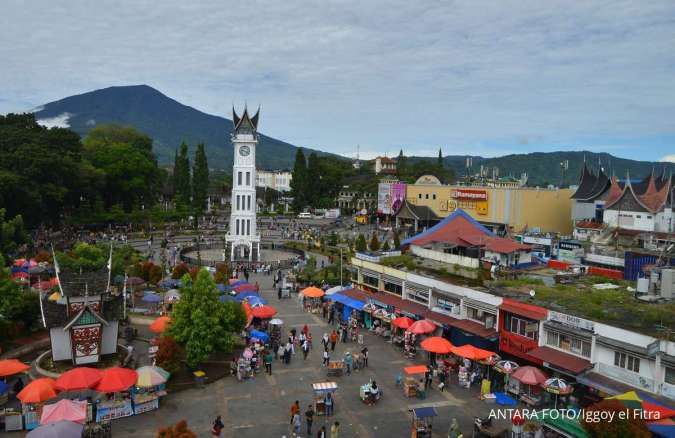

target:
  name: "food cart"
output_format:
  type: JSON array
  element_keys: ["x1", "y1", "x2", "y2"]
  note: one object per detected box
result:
[
  {"x1": 403, "y1": 365, "x2": 428, "y2": 398},
  {"x1": 311, "y1": 382, "x2": 337, "y2": 416},
  {"x1": 410, "y1": 406, "x2": 437, "y2": 437},
  {"x1": 327, "y1": 360, "x2": 344, "y2": 377}
]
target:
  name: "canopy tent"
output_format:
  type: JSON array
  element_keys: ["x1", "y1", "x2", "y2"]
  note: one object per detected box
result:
[
  {"x1": 158, "y1": 279, "x2": 182, "y2": 289},
  {"x1": 312, "y1": 382, "x2": 338, "y2": 393},
  {"x1": 219, "y1": 294, "x2": 237, "y2": 303},
  {"x1": 246, "y1": 296, "x2": 267, "y2": 307},
  {"x1": 407, "y1": 319, "x2": 437, "y2": 335},
  {"x1": 325, "y1": 285, "x2": 346, "y2": 296},
  {"x1": 242, "y1": 302, "x2": 253, "y2": 327},
  {"x1": 27, "y1": 420, "x2": 84, "y2": 438},
  {"x1": 216, "y1": 283, "x2": 233, "y2": 293},
  {"x1": 392, "y1": 316, "x2": 414, "y2": 329},
  {"x1": 149, "y1": 316, "x2": 171, "y2": 334},
  {"x1": 235, "y1": 291, "x2": 260, "y2": 301},
  {"x1": 404, "y1": 365, "x2": 429, "y2": 375},
  {"x1": 0, "y1": 359, "x2": 30, "y2": 377},
  {"x1": 412, "y1": 406, "x2": 437, "y2": 418},
  {"x1": 142, "y1": 292, "x2": 162, "y2": 303},
  {"x1": 511, "y1": 366, "x2": 548, "y2": 386},
  {"x1": 301, "y1": 286, "x2": 325, "y2": 298},
  {"x1": 55, "y1": 367, "x2": 102, "y2": 391},
  {"x1": 234, "y1": 283, "x2": 257, "y2": 293},
  {"x1": 40, "y1": 399, "x2": 87, "y2": 425},
  {"x1": 229, "y1": 279, "x2": 246, "y2": 286},
  {"x1": 420, "y1": 337, "x2": 453, "y2": 354},
  {"x1": 451, "y1": 344, "x2": 495, "y2": 361},
  {"x1": 135, "y1": 366, "x2": 170, "y2": 388},
  {"x1": 250, "y1": 329, "x2": 270, "y2": 343},
  {"x1": 94, "y1": 367, "x2": 138, "y2": 393},
  {"x1": 327, "y1": 293, "x2": 365, "y2": 321},
  {"x1": 18, "y1": 378, "x2": 58, "y2": 404},
  {"x1": 607, "y1": 391, "x2": 675, "y2": 419},
  {"x1": 494, "y1": 360, "x2": 519, "y2": 374},
  {"x1": 648, "y1": 418, "x2": 675, "y2": 438},
  {"x1": 251, "y1": 305, "x2": 277, "y2": 319}
]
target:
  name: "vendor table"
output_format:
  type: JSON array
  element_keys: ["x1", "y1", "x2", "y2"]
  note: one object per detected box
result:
[
  {"x1": 312, "y1": 382, "x2": 337, "y2": 416},
  {"x1": 96, "y1": 398, "x2": 133, "y2": 421},
  {"x1": 132, "y1": 393, "x2": 159, "y2": 414},
  {"x1": 2, "y1": 409, "x2": 23, "y2": 432},
  {"x1": 327, "y1": 360, "x2": 344, "y2": 377}
]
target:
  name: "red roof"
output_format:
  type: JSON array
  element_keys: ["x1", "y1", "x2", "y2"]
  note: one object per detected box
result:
[
  {"x1": 575, "y1": 220, "x2": 605, "y2": 230},
  {"x1": 527, "y1": 346, "x2": 593, "y2": 375},
  {"x1": 342, "y1": 288, "x2": 431, "y2": 317},
  {"x1": 451, "y1": 318, "x2": 498, "y2": 339},
  {"x1": 403, "y1": 209, "x2": 530, "y2": 254},
  {"x1": 499, "y1": 298, "x2": 548, "y2": 320}
]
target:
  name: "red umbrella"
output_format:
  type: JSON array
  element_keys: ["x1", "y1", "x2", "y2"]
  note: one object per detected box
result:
[
  {"x1": 392, "y1": 316, "x2": 414, "y2": 329},
  {"x1": 451, "y1": 344, "x2": 495, "y2": 361},
  {"x1": 0, "y1": 359, "x2": 30, "y2": 377},
  {"x1": 55, "y1": 367, "x2": 102, "y2": 391},
  {"x1": 33, "y1": 281, "x2": 54, "y2": 291},
  {"x1": 511, "y1": 366, "x2": 548, "y2": 386},
  {"x1": 40, "y1": 399, "x2": 87, "y2": 424},
  {"x1": 11, "y1": 271, "x2": 29, "y2": 279},
  {"x1": 18, "y1": 378, "x2": 58, "y2": 403},
  {"x1": 94, "y1": 367, "x2": 138, "y2": 393},
  {"x1": 407, "y1": 319, "x2": 436, "y2": 334},
  {"x1": 251, "y1": 305, "x2": 277, "y2": 319},
  {"x1": 420, "y1": 337, "x2": 453, "y2": 354},
  {"x1": 242, "y1": 302, "x2": 253, "y2": 327},
  {"x1": 235, "y1": 283, "x2": 257, "y2": 293},
  {"x1": 149, "y1": 316, "x2": 171, "y2": 334},
  {"x1": 13, "y1": 258, "x2": 26, "y2": 267}
]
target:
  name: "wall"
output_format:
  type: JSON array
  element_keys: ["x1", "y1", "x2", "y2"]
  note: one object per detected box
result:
[
  {"x1": 410, "y1": 245, "x2": 480, "y2": 269},
  {"x1": 603, "y1": 210, "x2": 655, "y2": 232},
  {"x1": 50, "y1": 327, "x2": 72, "y2": 362},
  {"x1": 101, "y1": 321, "x2": 119, "y2": 355},
  {"x1": 571, "y1": 200, "x2": 597, "y2": 221},
  {"x1": 405, "y1": 184, "x2": 574, "y2": 234}
]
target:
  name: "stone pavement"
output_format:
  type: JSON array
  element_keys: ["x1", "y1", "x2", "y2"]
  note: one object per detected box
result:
[{"x1": 115, "y1": 270, "x2": 509, "y2": 437}]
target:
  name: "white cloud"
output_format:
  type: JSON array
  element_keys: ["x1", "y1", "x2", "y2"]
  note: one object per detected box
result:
[
  {"x1": 36, "y1": 112, "x2": 71, "y2": 128},
  {"x1": 661, "y1": 154, "x2": 675, "y2": 163}
]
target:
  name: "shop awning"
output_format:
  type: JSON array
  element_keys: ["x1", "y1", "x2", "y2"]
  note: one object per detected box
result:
[
  {"x1": 342, "y1": 288, "x2": 428, "y2": 318},
  {"x1": 528, "y1": 346, "x2": 593, "y2": 375},
  {"x1": 499, "y1": 299, "x2": 548, "y2": 320},
  {"x1": 328, "y1": 293, "x2": 364, "y2": 311},
  {"x1": 575, "y1": 372, "x2": 636, "y2": 396},
  {"x1": 450, "y1": 318, "x2": 498, "y2": 339}
]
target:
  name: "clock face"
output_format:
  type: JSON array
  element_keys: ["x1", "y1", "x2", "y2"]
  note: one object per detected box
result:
[{"x1": 239, "y1": 145, "x2": 251, "y2": 156}]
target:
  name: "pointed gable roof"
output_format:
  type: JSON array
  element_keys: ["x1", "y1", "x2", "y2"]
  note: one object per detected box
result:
[
  {"x1": 232, "y1": 106, "x2": 260, "y2": 132},
  {"x1": 570, "y1": 163, "x2": 601, "y2": 200},
  {"x1": 639, "y1": 172, "x2": 672, "y2": 213},
  {"x1": 63, "y1": 304, "x2": 108, "y2": 331}
]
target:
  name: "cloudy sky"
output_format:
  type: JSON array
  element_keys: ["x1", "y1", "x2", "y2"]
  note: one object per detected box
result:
[{"x1": 2, "y1": 0, "x2": 674, "y2": 162}]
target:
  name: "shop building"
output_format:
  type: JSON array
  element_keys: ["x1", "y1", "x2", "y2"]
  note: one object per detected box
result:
[{"x1": 497, "y1": 299, "x2": 548, "y2": 365}]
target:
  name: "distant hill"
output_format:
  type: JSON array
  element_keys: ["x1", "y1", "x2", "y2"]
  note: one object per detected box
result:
[
  {"x1": 432, "y1": 151, "x2": 674, "y2": 187},
  {"x1": 32, "y1": 85, "x2": 330, "y2": 169}
]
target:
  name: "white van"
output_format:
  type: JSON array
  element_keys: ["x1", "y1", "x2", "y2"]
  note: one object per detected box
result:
[{"x1": 297, "y1": 212, "x2": 312, "y2": 219}]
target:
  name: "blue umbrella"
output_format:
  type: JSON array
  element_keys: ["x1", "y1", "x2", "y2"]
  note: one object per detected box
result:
[
  {"x1": 250, "y1": 329, "x2": 269, "y2": 342},
  {"x1": 247, "y1": 296, "x2": 267, "y2": 306},
  {"x1": 235, "y1": 291, "x2": 259, "y2": 301},
  {"x1": 219, "y1": 295, "x2": 237, "y2": 302},
  {"x1": 158, "y1": 279, "x2": 181, "y2": 289},
  {"x1": 142, "y1": 293, "x2": 162, "y2": 303},
  {"x1": 216, "y1": 284, "x2": 234, "y2": 293}
]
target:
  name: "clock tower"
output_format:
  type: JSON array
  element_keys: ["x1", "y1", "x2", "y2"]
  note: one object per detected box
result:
[{"x1": 226, "y1": 106, "x2": 260, "y2": 261}]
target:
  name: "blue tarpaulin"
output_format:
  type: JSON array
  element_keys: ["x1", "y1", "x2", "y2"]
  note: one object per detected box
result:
[
  {"x1": 412, "y1": 407, "x2": 437, "y2": 418},
  {"x1": 328, "y1": 293, "x2": 365, "y2": 320}
]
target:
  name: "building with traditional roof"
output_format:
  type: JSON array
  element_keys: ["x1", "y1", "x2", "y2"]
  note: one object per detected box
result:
[{"x1": 374, "y1": 156, "x2": 397, "y2": 175}]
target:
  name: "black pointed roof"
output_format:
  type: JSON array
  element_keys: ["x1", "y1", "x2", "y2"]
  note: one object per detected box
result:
[
  {"x1": 571, "y1": 163, "x2": 609, "y2": 201},
  {"x1": 232, "y1": 106, "x2": 260, "y2": 132}
]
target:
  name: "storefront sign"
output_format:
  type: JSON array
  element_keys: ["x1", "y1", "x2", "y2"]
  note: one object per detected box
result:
[
  {"x1": 377, "y1": 182, "x2": 392, "y2": 215},
  {"x1": 549, "y1": 311, "x2": 594, "y2": 332},
  {"x1": 451, "y1": 189, "x2": 488, "y2": 201},
  {"x1": 523, "y1": 236, "x2": 552, "y2": 246}
]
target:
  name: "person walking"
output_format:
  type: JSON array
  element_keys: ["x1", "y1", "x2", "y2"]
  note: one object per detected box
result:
[
  {"x1": 329, "y1": 330, "x2": 337, "y2": 352},
  {"x1": 290, "y1": 400, "x2": 300, "y2": 424},
  {"x1": 322, "y1": 349, "x2": 330, "y2": 367},
  {"x1": 292, "y1": 412, "x2": 301, "y2": 437},
  {"x1": 211, "y1": 415, "x2": 224, "y2": 437},
  {"x1": 344, "y1": 352, "x2": 353, "y2": 376},
  {"x1": 264, "y1": 350, "x2": 274, "y2": 375},
  {"x1": 425, "y1": 370, "x2": 433, "y2": 390},
  {"x1": 322, "y1": 333, "x2": 329, "y2": 351},
  {"x1": 330, "y1": 421, "x2": 340, "y2": 438},
  {"x1": 324, "y1": 392, "x2": 334, "y2": 416},
  {"x1": 361, "y1": 346, "x2": 368, "y2": 368},
  {"x1": 317, "y1": 425, "x2": 327, "y2": 438},
  {"x1": 302, "y1": 339, "x2": 310, "y2": 360},
  {"x1": 284, "y1": 342, "x2": 292, "y2": 364},
  {"x1": 305, "y1": 404, "x2": 314, "y2": 435}
]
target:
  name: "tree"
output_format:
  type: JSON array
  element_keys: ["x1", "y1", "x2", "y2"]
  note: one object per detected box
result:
[
  {"x1": 369, "y1": 232, "x2": 380, "y2": 252},
  {"x1": 290, "y1": 148, "x2": 307, "y2": 211},
  {"x1": 355, "y1": 234, "x2": 367, "y2": 252},
  {"x1": 171, "y1": 263, "x2": 190, "y2": 279},
  {"x1": 437, "y1": 148, "x2": 443, "y2": 168},
  {"x1": 173, "y1": 142, "x2": 191, "y2": 208},
  {"x1": 396, "y1": 149, "x2": 407, "y2": 180},
  {"x1": 306, "y1": 152, "x2": 321, "y2": 207},
  {"x1": 581, "y1": 399, "x2": 650, "y2": 438},
  {"x1": 155, "y1": 336, "x2": 184, "y2": 374},
  {"x1": 192, "y1": 143, "x2": 209, "y2": 214},
  {"x1": 0, "y1": 254, "x2": 40, "y2": 336},
  {"x1": 382, "y1": 240, "x2": 390, "y2": 251},
  {"x1": 157, "y1": 420, "x2": 197, "y2": 438},
  {"x1": 0, "y1": 209, "x2": 27, "y2": 256},
  {"x1": 169, "y1": 270, "x2": 246, "y2": 367},
  {"x1": 393, "y1": 230, "x2": 401, "y2": 249}
]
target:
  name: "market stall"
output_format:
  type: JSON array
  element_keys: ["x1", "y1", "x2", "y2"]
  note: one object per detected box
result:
[
  {"x1": 327, "y1": 360, "x2": 344, "y2": 378},
  {"x1": 391, "y1": 317, "x2": 413, "y2": 348},
  {"x1": 27, "y1": 419, "x2": 84, "y2": 438},
  {"x1": 132, "y1": 366, "x2": 169, "y2": 415},
  {"x1": 40, "y1": 399, "x2": 87, "y2": 425},
  {"x1": 311, "y1": 382, "x2": 338, "y2": 416},
  {"x1": 403, "y1": 365, "x2": 428, "y2": 398},
  {"x1": 94, "y1": 368, "x2": 138, "y2": 421},
  {"x1": 410, "y1": 406, "x2": 437, "y2": 437},
  {"x1": 301, "y1": 286, "x2": 325, "y2": 314},
  {"x1": 18, "y1": 378, "x2": 59, "y2": 430},
  {"x1": 510, "y1": 366, "x2": 548, "y2": 406}
]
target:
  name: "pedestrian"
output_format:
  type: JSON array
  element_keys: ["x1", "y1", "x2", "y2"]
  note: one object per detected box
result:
[
  {"x1": 322, "y1": 349, "x2": 330, "y2": 366},
  {"x1": 322, "y1": 333, "x2": 329, "y2": 350},
  {"x1": 290, "y1": 400, "x2": 300, "y2": 424},
  {"x1": 264, "y1": 350, "x2": 274, "y2": 375},
  {"x1": 292, "y1": 412, "x2": 301, "y2": 436},
  {"x1": 330, "y1": 330, "x2": 337, "y2": 351},
  {"x1": 324, "y1": 392, "x2": 334, "y2": 416},
  {"x1": 211, "y1": 415, "x2": 224, "y2": 437},
  {"x1": 330, "y1": 421, "x2": 340, "y2": 438},
  {"x1": 317, "y1": 425, "x2": 327, "y2": 438},
  {"x1": 302, "y1": 339, "x2": 310, "y2": 360},
  {"x1": 328, "y1": 307, "x2": 334, "y2": 325},
  {"x1": 244, "y1": 268, "x2": 249, "y2": 282},
  {"x1": 361, "y1": 346, "x2": 368, "y2": 367},
  {"x1": 278, "y1": 287, "x2": 282, "y2": 300},
  {"x1": 305, "y1": 404, "x2": 314, "y2": 435},
  {"x1": 425, "y1": 370, "x2": 433, "y2": 389},
  {"x1": 278, "y1": 343, "x2": 285, "y2": 361},
  {"x1": 344, "y1": 352, "x2": 353, "y2": 376},
  {"x1": 322, "y1": 303, "x2": 328, "y2": 319}
]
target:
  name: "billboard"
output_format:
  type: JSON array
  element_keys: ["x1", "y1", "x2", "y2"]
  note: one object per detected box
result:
[
  {"x1": 378, "y1": 182, "x2": 407, "y2": 215},
  {"x1": 451, "y1": 189, "x2": 488, "y2": 200}
]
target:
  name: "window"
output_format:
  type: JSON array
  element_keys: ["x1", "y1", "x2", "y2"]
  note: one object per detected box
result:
[
  {"x1": 505, "y1": 313, "x2": 538, "y2": 340},
  {"x1": 546, "y1": 331, "x2": 591, "y2": 358},
  {"x1": 647, "y1": 215, "x2": 652, "y2": 219},
  {"x1": 418, "y1": 194, "x2": 422, "y2": 199},
  {"x1": 238, "y1": 171, "x2": 243, "y2": 185},
  {"x1": 666, "y1": 367, "x2": 675, "y2": 385},
  {"x1": 247, "y1": 195, "x2": 251, "y2": 210},
  {"x1": 614, "y1": 352, "x2": 640, "y2": 373},
  {"x1": 235, "y1": 219, "x2": 240, "y2": 235},
  {"x1": 363, "y1": 274, "x2": 379, "y2": 288},
  {"x1": 384, "y1": 281, "x2": 402, "y2": 296},
  {"x1": 247, "y1": 219, "x2": 251, "y2": 236},
  {"x1": 236, "y1": 195, "x2": 240, "y2": 210},
  {"x1": 432, "y1": 194, "x2": 437, "y2": 200},
  {"x1": 246, "y1": 172, "x2": 251, "y2": 186},
  {"x1": 636, "y1": 215, "x2": 641, "y2": 219},
  {"x1": 425, "y1": 194, "x2": 429, "y2": 199}
]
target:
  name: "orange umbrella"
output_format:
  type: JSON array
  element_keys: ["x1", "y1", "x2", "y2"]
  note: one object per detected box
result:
[
  {"x1": 392, "y1": 316, "x2": 414, "y2": 329},
  {"x1": 407, "y1": 319, "x2": 436, "y2": 334},
  {"x1": 55, "y1": 367, "x2": 102, "y2": 391},
  {"x1": 420, "y1": 337, "x2": 454, "y2": 354},
  {"x1": 451, "y1": 344, "x2": 495, "y2": 361},
  {"x1": 301, "y1": 286, "x2": 325, "y2": 298},
  {"x1": 0, "y1": 359, "x2": 30, "y2": 377},
  {"x1": 251, "y1": 305, "x2": 277, "y2": 319},
  {"x1": 149, "y1": 316, "x2": 171, "y2": 334},
  {"x1": 242, "y1": 301, "x2": 253, "y2": 327},
  {"x1": 94, "y1": 367, "x2": 138, "y2": 393},
  {"x1": 18, "y1": 378, "x2": 58, "y2": 403},
  {"x1": 404, "y1": 365, "x2": 429, "y2": 375}
]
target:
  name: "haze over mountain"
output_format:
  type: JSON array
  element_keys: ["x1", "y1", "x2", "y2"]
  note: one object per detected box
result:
[
  {"x1": 31, "y1": 85, "x2": 674, "y2": 186},
  {"x1": 33, "y1": 85, "x2": 329, "y2": 170}
]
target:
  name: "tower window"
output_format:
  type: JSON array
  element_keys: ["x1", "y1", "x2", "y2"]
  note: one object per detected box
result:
[
  {"x1": 236, "y1": 219, "x2": 240, "y2": 235},
  {"x1": 236, "y1": 195, "x2": 240, "y2": 211},
  {"x1": 238, "y1": 172, "x2": 242, "y2": 186},
  {"x1": 246, "y1": 172, "x2": 251, "y2": 186},
  {"x1": 247, "y1": 219, "x2": 251, "y2": 236},
  {"x1": 247, "y1": 195, "x2": 251, "y2": 210}
]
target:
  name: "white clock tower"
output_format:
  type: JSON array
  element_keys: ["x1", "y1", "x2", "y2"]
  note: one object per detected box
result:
[{"x1": 226, "y1": 106, "x2": 260, "y2": 261}]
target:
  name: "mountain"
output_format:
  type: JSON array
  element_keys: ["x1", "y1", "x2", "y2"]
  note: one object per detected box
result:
[
  {"x1": 432, "y1": 151, "x2": 675, "y2": 187},
  {"x1": 32, "y1": 85, "x2": 327, "y2": 169}
]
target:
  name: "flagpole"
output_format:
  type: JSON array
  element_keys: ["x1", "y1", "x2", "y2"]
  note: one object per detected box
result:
[
  {"x1": 38, "y1": 289, "x2": 46, "y2": 328},
  {"x1": 51, "y1": 244, "x2": 65, "y2": 297}
]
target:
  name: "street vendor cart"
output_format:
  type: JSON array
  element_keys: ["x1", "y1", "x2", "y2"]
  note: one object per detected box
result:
[
  {"x1": 403, "y1": 365, "x2": 428, "y2": 398},
  {"x1": 410, "y1": 406, "x2": 437, "y2": 437},
  {"x1": 311, "y1": 382, "x2": 338, "y2": 416},
  {"x1": 327, "y1": 360, "x2": 344, "y2": 377}
]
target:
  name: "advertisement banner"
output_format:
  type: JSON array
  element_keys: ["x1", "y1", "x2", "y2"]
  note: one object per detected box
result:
[
  {"x1": 391, "y1": 183, "x2": 406, "y2": 214},
  {"x1": 377, "y1": 182, "x2": 392, "y2": 214}
]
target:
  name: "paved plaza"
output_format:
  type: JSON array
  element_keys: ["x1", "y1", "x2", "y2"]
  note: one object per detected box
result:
[{"x1": 115, "y1": 269, "x2": 509, "y2": 437}]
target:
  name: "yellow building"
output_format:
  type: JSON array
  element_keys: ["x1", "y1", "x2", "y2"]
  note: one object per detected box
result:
[{"x1": 403, "y1": 175, "x2": 573, "y2": 234}]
